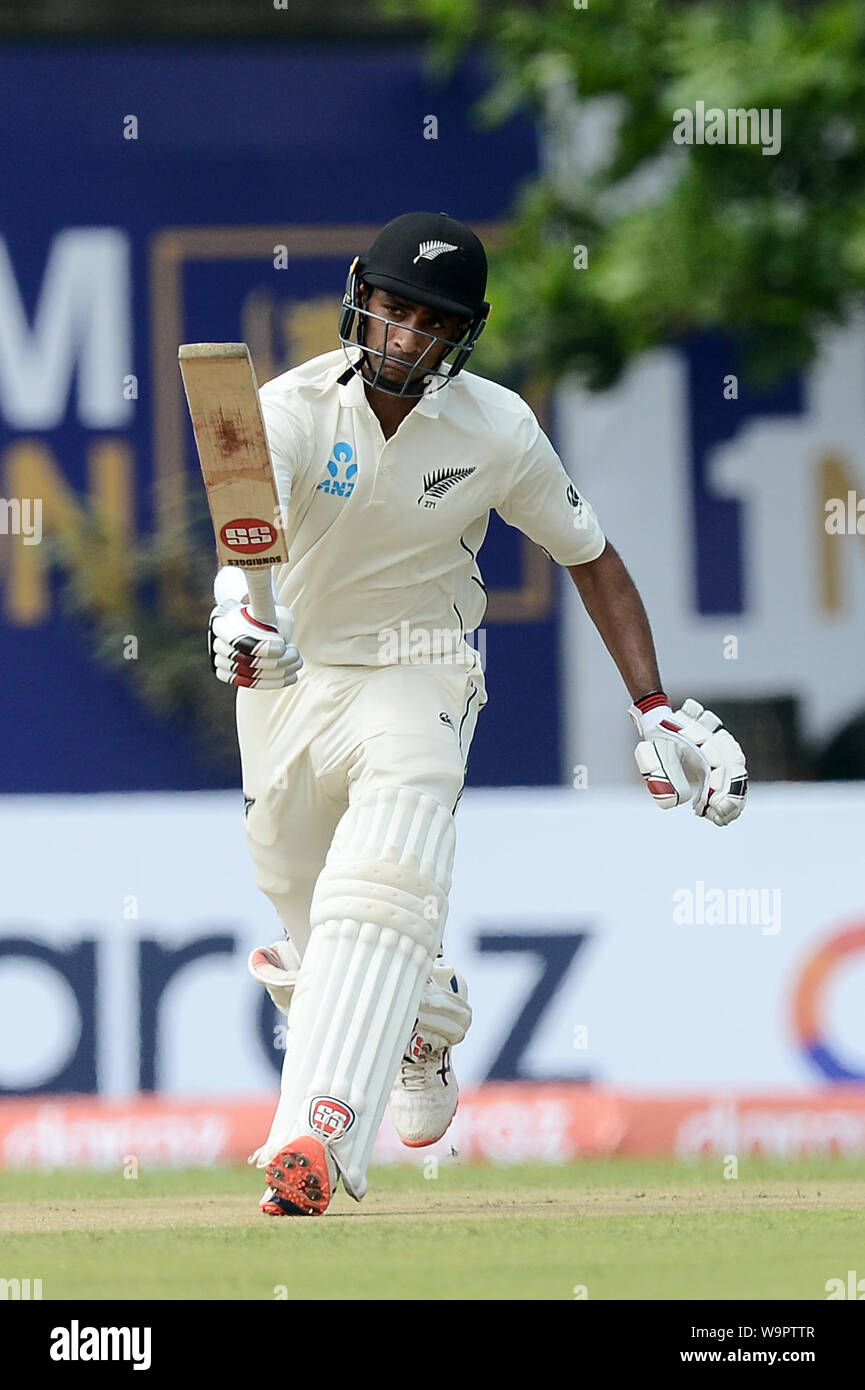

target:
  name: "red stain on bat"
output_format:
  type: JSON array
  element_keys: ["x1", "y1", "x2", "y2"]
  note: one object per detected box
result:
[{"x1": 216, "y1": 410, "x2": 248, "y2": 455}]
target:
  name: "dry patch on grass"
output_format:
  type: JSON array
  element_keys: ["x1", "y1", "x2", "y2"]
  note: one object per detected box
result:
[{"x1": 2, "y1": 1179, "x2": 863, "y2": 1234}]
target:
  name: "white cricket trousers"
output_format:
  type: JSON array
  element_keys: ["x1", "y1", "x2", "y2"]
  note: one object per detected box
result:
[{"x1": 235, "y1": 657, "x2": 487, "y2": 955}]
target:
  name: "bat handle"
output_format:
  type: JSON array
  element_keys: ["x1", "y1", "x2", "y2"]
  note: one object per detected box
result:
[{"x1": 244, "y1": 568, "x2": 278, "y2": 629}]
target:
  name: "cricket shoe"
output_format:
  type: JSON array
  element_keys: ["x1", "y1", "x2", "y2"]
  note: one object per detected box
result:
[
  {"x1": 260, "y1": 1136, "x2": 337, "y2": 1217},
  {"x1": 390, "y1": 1033, "x2": 458, "y2": 1147},
  {"x1": 389, "y1": 968, "x2": 470, "y2": 1148}
]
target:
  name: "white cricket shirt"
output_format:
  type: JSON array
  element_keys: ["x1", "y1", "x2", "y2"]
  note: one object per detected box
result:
[{"x1": 257, "y1": 349, "x2": 605, "y2": 666}]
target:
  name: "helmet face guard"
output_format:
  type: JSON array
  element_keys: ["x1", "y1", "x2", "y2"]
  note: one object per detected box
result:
[{"x1": 338, "y1": 256, "x2": 490, "y2": 400}]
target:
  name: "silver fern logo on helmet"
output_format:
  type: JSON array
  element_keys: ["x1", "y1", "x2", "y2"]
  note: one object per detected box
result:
[{"x1": 412, "y1": 240, "x2": 458, "y2": 264}]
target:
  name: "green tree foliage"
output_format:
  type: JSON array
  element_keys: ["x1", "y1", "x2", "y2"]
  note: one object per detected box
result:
[{"x1": 383, "y1": 0, "x2": 865, "y2": 388}]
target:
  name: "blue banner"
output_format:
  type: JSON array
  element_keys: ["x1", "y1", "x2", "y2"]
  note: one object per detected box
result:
[{"x1": 0, "y1": 44, "x2": 565, "y2": 791}]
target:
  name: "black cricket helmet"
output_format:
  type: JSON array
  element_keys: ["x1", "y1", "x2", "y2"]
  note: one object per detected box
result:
[{"x1": 338, "y1": 211, "x2": 490, "y2": 398}]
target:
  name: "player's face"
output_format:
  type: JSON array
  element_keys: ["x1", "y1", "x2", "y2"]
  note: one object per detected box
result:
[{"x1": 360, "y1": 286, "x2": 468, "y2": 389}]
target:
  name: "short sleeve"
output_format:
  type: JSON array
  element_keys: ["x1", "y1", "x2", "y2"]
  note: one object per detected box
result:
[
  {"x1": 496, "y1": 409, "x2": 606, "y2": 565},
  {"x1": 259, "y1": 390, "x2": 314, "y2": 509}
]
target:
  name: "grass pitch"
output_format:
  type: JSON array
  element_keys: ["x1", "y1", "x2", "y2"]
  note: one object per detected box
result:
[{"x1": 1, "y1": 1157, "x2": 863, "y2": 1300}]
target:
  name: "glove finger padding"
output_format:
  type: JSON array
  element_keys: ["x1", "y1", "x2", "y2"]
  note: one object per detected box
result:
[
  {"x1": 209, "y1": 599, "x2": 303, "y2": 689},
  {"x1": 212, "y1": 602, "x2": 289, "y2": 656},
  {"x1": 696, "y1": 726, "x2": 748, "y2": 825},
  {"x1": 416, "y1": 967, "x2": 472, "y2": 1050},
  {"x1": 633, "y1": 737, "x2": 694, "y2": 809},
  {"x1": 630, "y1": 694, "x2": 748, "y2": 825},
  {"x1": 248, "y1": 939, "x2": 302, "y2": 1018},
  {"x1": 668, "y1": 702, "x2": 747, "y2": 822},
  {"x1": 211, "y1": 636, "x2": 301, "y2": 674}
]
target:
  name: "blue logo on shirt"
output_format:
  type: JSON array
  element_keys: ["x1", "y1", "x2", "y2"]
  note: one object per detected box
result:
[{"x1": 317, "y1": 442, "x2": 357, "y2": 498}]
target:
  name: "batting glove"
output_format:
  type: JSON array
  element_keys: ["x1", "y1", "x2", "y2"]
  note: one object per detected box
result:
[
  {"x1": 248, "y1": 939, "x2": 302, "y2": 1017},
  {"x1": 209, "y1": 598, "x2": 302, "y2": 689},
  {"x1": 628, "y1": 692, "x2": 748, "y2": 827}
]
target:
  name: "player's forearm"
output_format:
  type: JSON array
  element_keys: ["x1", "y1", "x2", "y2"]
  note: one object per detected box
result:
[{"x1": 566, "y1": 541, "x2": 663, "y2": 701}]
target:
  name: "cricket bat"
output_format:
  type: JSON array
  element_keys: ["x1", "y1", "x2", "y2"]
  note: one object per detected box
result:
[{"x1": 178, "y1": 342, "x2": 286, "y2": 628}]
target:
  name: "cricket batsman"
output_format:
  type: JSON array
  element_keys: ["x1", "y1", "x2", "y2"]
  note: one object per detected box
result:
[{"x1": 208, "y1": 211, "x2": 749, "y2": 1216}]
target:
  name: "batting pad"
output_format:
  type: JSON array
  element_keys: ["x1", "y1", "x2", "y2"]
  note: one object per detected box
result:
[{"x1": 257, "y1": 785, "x2": 455, "y2": 1199}]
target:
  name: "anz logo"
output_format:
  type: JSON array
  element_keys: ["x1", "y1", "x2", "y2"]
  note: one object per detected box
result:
[{"x1": 317, "y1": 441, "x2": 357, "y2": 498}]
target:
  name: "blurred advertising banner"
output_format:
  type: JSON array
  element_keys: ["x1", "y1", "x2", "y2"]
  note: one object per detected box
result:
[
  {"x1": 0, "y1": 45, "x2": 561, "y2": 793},
  {"x1": 2, "y1": 786, "x2": 864, "y2": 1101},
  {"x1": 560, "y1": 322, "x2": 865, "y2": 785},
  {"x1": 4, "y1": 1089, "x2": 865, "y2": 1169}
]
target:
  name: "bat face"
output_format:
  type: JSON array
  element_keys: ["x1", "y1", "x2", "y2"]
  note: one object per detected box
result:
[{"x1": 178, "y1": 343, "x2": 287, "y2": 571}]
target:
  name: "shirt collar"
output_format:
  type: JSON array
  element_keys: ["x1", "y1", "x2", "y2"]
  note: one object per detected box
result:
[{"x1": 337, "y1": 355, "x2": 447, "y2": 419}]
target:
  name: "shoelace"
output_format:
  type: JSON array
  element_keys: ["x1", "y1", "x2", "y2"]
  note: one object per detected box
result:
[{"x1": 398, "y1": 1042, "x2": 442, "y2": 1091}]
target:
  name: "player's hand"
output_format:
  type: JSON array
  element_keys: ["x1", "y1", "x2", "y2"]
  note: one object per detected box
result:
[
  {"x1": 208, "y1": 597, "x2": 303, "y2": 689},
  {"x1": 628, "y1": 693, "x2": 747, "y2": 826}
]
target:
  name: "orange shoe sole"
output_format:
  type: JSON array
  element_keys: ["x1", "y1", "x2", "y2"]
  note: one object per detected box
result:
[{"x1": 261, "y1": 1136, "x2": 333, "y2": 1216}]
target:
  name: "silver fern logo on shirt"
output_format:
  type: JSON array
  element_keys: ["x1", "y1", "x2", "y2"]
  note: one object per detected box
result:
[{"x1": 418, "y1": 466, "x2": 477, "y2": 509}]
